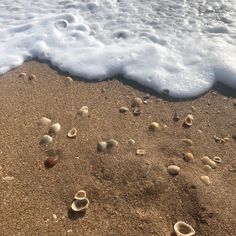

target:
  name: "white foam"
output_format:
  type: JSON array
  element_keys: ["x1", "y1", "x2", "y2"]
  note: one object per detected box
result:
[{"x1": 0, "y1": 0, "x2": 236, "y2": 98}]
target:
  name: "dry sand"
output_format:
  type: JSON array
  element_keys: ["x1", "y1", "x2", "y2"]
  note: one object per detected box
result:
[{"x1": 0, "y1": 60, "x2": 236, "y2": 236}]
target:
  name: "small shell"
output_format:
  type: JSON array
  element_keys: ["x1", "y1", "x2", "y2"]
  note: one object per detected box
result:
[
  {"x1": 74, "y1": 190, "x2": 86, "y2": 200},
  {"x1": 38, "y1": 117, "x2": 51, "y2": 127},
  {"x1": 133, "y1": 108, "x2": 141, "y2": 116},
  {"x1": 71, "y1": 198, "x2": 89, "y2": 212},
  {"x1": 131, "y1": 97, "x2": 143, "y2": 107},
  {"x1": 201, "y1": 156, "x2": 217, "y2": 169},
  {"x1": 18, "y1": 72, "x2": 27, "y2": 78},
  {"x1": 44, "y1": 156, "x2": 58, "y2": 168},
  {"x1": 127, "y1": 139, "x2": 135, "y2": 145},
  {"x1": 119, "y1": 107, "x2": 129, "y2": 113},
  {"x1": 28, "y1": 74, "x2": 36, "y2": 80},
  {"x1": 200, "y1": 176, "x2": 211, "y2": 185},
  {"x1": 65, "y1": 76, "x2": 73, "y2": 84},
  {"x1": 107, "y1": 139, "x2": 118, "y2": 148},
  {"x1": 212, "y1": 156, "x2": 222, "y2": 163},
  {"x1": 167, "y1": 165, "x2": 180, "y2": 176},
  {"x1": 78, "y1": 106, "x2": 89, "y2": 117},
  {"x1": 49, "y1": 123, "x2": 61, "y2": 134},
  {"x1": 40, "y1": 135, "x2": 53, "y2": 145},
  {"x1": 136, "y1": 149, "x2": 146, "y2": 155},
  {"x1": 183, "y1": 152, "x2": 194, "y2": 162},
  {"x1": 203, "y1": 165, "x2": 212, "y2": 172},
  {"x1": 173, "y1": 110, "x2": 180, "y2": 121},
  {"x1": 97, "y1": 141, "x2": 107, "y2": 152},
  {"x1": 183, "y1": 114, "x2": 193, "y2": 127},
  {"x1": 174, "y1": 221, "x2": 195, "y2": 236},
  {"x1": 67, "y1": 128, "x2": 77, "y2": 138},
  {"x1": 182, "y1": 139, "x2": 193, "y2": 146},
  {"x1": 149, "y1": 122, "x2": 160, "y2": 131}
]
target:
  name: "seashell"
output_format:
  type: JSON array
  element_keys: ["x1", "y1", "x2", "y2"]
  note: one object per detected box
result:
[
  {"x1": 149, "y1": 122, "x2": 160, "y2": 131},
  {"x1": 183, "y1": 114, "x2": 193, "y2": 127},
  {"x1": 127, "y1": 139, "x2": 135, "y2": 145},
  {"x1": 183, "y1": 152, "x2": 194, "y2": 162},
  {"x1": 49, "y1": 123, "x2": 61, "y2": 134},
  {"x1": 97, "y1": 141, "x2": 107, "y2": 151},
  {"x1": 52, "y1": 214, "x2": 58, "y2": 222},
  {"x1": 38, "y1": 117, "x2": 51, "y2": 127},
  {"x1": 107, "y1": 139, "x2": 118, "y2": 148},
  {"x1": 65, "y1": 76, "x2": 73, "y2": 84},
  {"x1": 71, "y1": 198, "x2": 89, "y2": 212},
  {"x1": 131, "y1": 97, "x2": 143, "y2": 107},
  {"x1": 167, "y1": 165, "x2": 180, "y2": 176},
  {"x1": 203, "y1": 165, "x2": 212, "y2": 172},
  {"x1": 191, "y1": 106, "x2": 196, "y2": 112},
  {"x1": 174, "y1": 221, "x2": 195, "y2": 236},
  {"x1": 67, "y1": 128, "x2": 77, "y2": 138},
  {"x1": 28, "y1": 74, "x2": 36, "y2": 80},
  {"x1": 173, "y1": 110, "x2": 180, "y2": 121},
  {"x1": 44, "y1": 156, "x2": 58, "y2": 168},
  {"x1": 201, "y1": 156, "x2": 217, "y2": 169},
  {"x1": 136, "y1": 149, "x2": 146, "y2": 155},
  {"x1": 200, "y1": 176, "x2": 211, "y2": 185},
  {"x1": 18, "y1": 72, "x2": 27, "y2": 78},
  {"x1": 78, "y1": 106, "x2": 89, "y2": 117},
  {"x1": 119, "y1": 107, "x2": 129, "y2": 113},
  {"x1": 133, "y1": 107, "x2": 141, "y2": 116},
  {"x1": 212, "y1": 156, "x2": 222, "y2": 163},
  {"x1": 182, "y1": 138, "x2": 193, "y2": 146},
  {"x1": 40, "y1": 135, "x2": 53, "y2": 145},
  {"x1": 74, "y1": 190, "x2": 86, "y2": 200}
]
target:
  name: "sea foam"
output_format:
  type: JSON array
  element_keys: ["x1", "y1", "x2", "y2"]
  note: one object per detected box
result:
[{"x1": 0, "y1": 0, "x2": 236, "y2": 98}]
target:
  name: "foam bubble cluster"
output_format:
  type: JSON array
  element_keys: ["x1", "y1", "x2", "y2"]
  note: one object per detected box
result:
[{"x1": 0, "y1": 0, "x2": 236, "y2": 97}]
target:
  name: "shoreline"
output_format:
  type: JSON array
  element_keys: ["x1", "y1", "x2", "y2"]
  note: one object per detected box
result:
[{"x1": 0, "y1": 60, "x2": 235, "y2": 236}]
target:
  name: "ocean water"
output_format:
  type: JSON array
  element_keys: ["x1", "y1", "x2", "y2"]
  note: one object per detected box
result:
[{"x1": 0, "y1": 0, "x2": 236, "y2": 98}]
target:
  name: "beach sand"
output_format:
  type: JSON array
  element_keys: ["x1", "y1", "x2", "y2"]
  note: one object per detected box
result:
[{"x1": 0, "y1": 60, "x2": 235, "y2": 236}]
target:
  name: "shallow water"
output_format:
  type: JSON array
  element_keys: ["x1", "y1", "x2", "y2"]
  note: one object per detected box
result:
[{"x1": 0, "y1": 0, "x2": 236, "y2": 97}]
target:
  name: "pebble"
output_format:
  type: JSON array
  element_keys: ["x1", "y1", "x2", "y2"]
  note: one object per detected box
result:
[
  {"x1": 149, "y1": 122, "x2": 160, "y2": 131},
  {"x1": 119, "y1": 107, "x2": 129, "y2": 113},
  {"x1": 28, "y1": 74, "x2": 36, "y2": 80},
  {"x1": 200, "y1": 176, "x2": 211, "y2": 185},
  {"x1": 191, "y1": 106, "x2": 196, "y2": 112},
  {"x1": 40, "y1": 135, "x2": 53, "y2": 145},
  {"x1": 136, "y1": 149, "x2": 146, "y2": 155},
  {"x1": 182, "y1": 138, "x2": 193, "y2": 146},
  {"x1": 167, "y1": 165, "x2": 180, "y2": 176},
  {"x1": 203, "y1": 165, "x2": 212, "y2": 172},
  {"x1": 201, "y1": 156, "x2": 217, "y2": 169},
  {"x1": 183, "y1": 152, "x2": 194, "y2": 162},
  {"x1": 44, "y1": 156, "x2": 59, "y2": 168},
  {"x1": 2, "y1": 176, "x2": 15, "y2": 181},
  {"x1": 78, "y1": 106, "x2": 89, "y2": 117},
  {"x1": 52, "y1": 214, "x2": 58, "y2": 222},
  {"x1": 131, "y1": 97, "x2": 142, "y2": 107},
  {"x1": 173, "y1": 110, "x2": 180, "y2": 121},
  {"x1": 97, "y1": 141, "x2": 107, "y2": 151},
  {"x1": 38, "y1": 117, "x2": 51, "y2": 127},
  {"x1": 49, "y1": 123, "x2": 61, "y2": 134},
  {"x1": 107, "y1": 139, "x2": 118, "y2": 148},
  {"x1": 143, "y1": 94, "x2": 150, "y2": 100},
  {"x1": 67, "y1": 128, "x2": 77, "y2": 138}
]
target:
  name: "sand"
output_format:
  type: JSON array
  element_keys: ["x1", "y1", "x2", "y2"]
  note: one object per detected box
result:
[{"x1": 0, "y1": 60, "x2": 235, "y2": 236}]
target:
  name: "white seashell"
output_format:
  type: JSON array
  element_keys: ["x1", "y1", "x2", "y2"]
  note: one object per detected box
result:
[
  {"x1": 71, "y1": 198, "x2": 89, "y2": 212},
  {"x1": 119, "y1": 107, "x2": 129, "y2": 113},
  {"x1": 18, "y1": 72, "x2": 27, "y2": 77},
  {"x1": 67, "y1": 128, "x2": 77, "y2": 138},
  {"x1": 40, "y1": 135, "x2": 53, "y2": 145},
  {"x1": 174, "y1": 221, "x2": 195, "y2": 236},
  {"x1": 78, "y1": 106, "x2": 89, "y2": 117},
  {"x1": 184, "y1": 114, "x2": 193, "y2": 127},
  {"x1": 65, "y1": 76, "x2": 73, "y2": 84},
  {"x1": 97, "y1": 141, "x2": 107, "y2": 151},
  {"x1": 128, "y1": 139, "x2": 135, "y2": 145},
  {"x1": 49, "y1": 123, "x2": 61, "y2": 133},
  {"x1": 107, "y1": 139, "x2": 118, "y2": 148},
  {"x1": 213, "y1": 156, "x2": 222, "y2": 163},
  {"x1": 167, "y1": 165, "x2": 180, "y2": 176},
  {"x1": 131, "y1": 97, "x2": 143, "y2": 107},
  {"x1": 203, "y1": 165, "x2": 212, "y2": 172},
  {"x1": 149, "y1": 122, "x2": 161, "y2": 131},
  {"x1": 136, "y1": 149, "x2": 146, "y2": 155},
  {"x1": 74, "y1": 190, "x2": 86, "y2": 200},
  {"x1": 200, "y1": 176, "x2": 211, "y2": 185},
  {"x1": 182, "y1": 139, "x2": 193, "y2": 146},
  {"x1": 38, "y1": 117, "x2": 51, "y2": 127},
  {"x1": 183, "y1": 152, "x2": 194, "y2": 162},
  {"x1": 201, "y1": 156, "x2": 217, "y2": 169}
]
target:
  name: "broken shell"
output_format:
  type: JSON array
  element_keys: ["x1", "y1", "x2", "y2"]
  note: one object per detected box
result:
[
  {"x1": 40, "y1": 135, "x2": 53, "y2": 145},
  {"x1": 107, "y1": 139, "x2": 118, "y2": 148},
  {"x1": 201, "y1": 156, "x2": 217, "y2": 169},
  {"x1": 18, "y1": 72, "x2": 27, "y2": 77},
  {"x1": 183, "y1": 152, "x2": 194, "y2": 162},
  {"x1": 71, "y1": 198, "x2": 89, "y2": 212},
  {"x1": 200, "y1": 176, "x2": 211, "y2": 185},
  {"x1": 183, "y1": 114, "x2": 193, "y2": 127},
  {"x1": 128, "y1": 139, "x2": 135, "y2": 145},
  {"x1": 203, "y1": 165, "x2": 212, "y2": 172},
  {"x1": 174, "y1": 221, "x2": 195, "y2": 236},
  {"x1": 119, "y1": 107, "x2": 129, "y2": 113},
  {"x1": 38, "y1": 117, "x2": 51, "y2": 127},
  {"x1": 133, "y1": 107, "x2": 141, "y2": 116},
  {"x1": 78, "y1": 106, "x2": 89, "y2": 117},
  {"x1": 167, "y1": 165, "x2": 180, "y2": 176},
  {"x1": 44, "y1": 156, "x2": 59, "y2": 168},
  {"x1": 132, "y1": 97, "x2": 143, "y2": 107},
  {"x1": 173, "y1": 110, "x2": 180, "y2": 121},
  {"x1": 49, "y1": 123, "x2": 61, "y2": 134},
  {"x1": 97, "y1": 141, "x2": 107, "y2": 151},
  {"x1": 136, "y1": 149, "x2": 146, "y2": 155},
  {"x1": 74, "y1": 190, "x2": 86, "y2": 200},
  {"x1": 212, "y1": 156, "x2": 222, "y2": 163},
  {"x1": 149, "y1": 122, "x2": 160, "y2": 131},
  {"x1": 28, "y1": 74, "x2": 36, "y2": 80},
  {"x1": 182, "y1": 139, "x2": 193, "y2": 146},
  {"x1": 67, "y1": 128, "x2": 77, "y2": 138}
]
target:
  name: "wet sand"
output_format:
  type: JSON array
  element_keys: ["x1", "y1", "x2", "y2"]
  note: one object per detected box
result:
[{"x1": 0, "y1": 60, "x2": 235, "y2": 236}]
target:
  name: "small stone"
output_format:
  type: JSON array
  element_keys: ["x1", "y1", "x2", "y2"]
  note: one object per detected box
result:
[
  {"x1": 212, "y1": 156, "x2": 222, "y2": 163},
  {"x1": 52, "y1": 214, "x2": 58, "y2": 222},
  {"x1": 201, "y1": 156, "x2": 217, "y2": 169},
  {"x1": 182, "y1": 138, "x2": 193, "y2": 146},
  {"x1": 78, "y1": 106, "x2": 89, "y2": 117},
  {"x1": 49, "y1": 123, "x2": 61, "y2": 134},
  {"x1": 133, "y1": 108, "x2": 141, "y2": 116},
  {"x1": 167, "y1": 165, "x2": 180, "y2": 176},
  {"x1": 131, "y1": 97, "x2": 142, "y2": 107},
  {"x1": 173, "y1": 110, "x2": 180, "y2": 121},
  {"x1": 40, "y1": 135, "x2": 53, "y2": 145},
  {"x1": 38, "y1": 117, "x2": 51, "y2": 127},
  {"x1": 136, "y1": 149, "x2": 146, "y2": 155},
  {"x1": 2, "y1": 176, "x2": 15, "y2": 181},
  {"x1": 28, "y1": 74, "x2": 36, "y2": 80},
  {"x1": 200, "y1": 176, "x2": 211, "y2": 185},
  {"x1": 183, "y1": 152, "x2": 194, "y2": 162},
  {"x1": 149, "y1": 122, "x2": 160, "y2": 131},
  {"x1": 127, "y1": 139, "x2": 135, "y2": 145},
  {"x1": 119, "y1": 107, "x2": 129, "y2": 113},
  {"x1": 18, "y1": 72, "x2": 27, "y2": 78},
  {"x1": 107, "y1": 139, "x2": 118, "y2": 148},
  {"x1": 101, "y1": 88, "x2": 106, "y2": 93},
  {"x1": 191, "y1": 106, "x2": 196, "y2": 112},
  {"x1": 143, "y1": 94, "x2": 150, "y2": 100},
  {"x1": 203, "y1": 165, "x2": 212, "y2": 172},
  {"x1": 97, "y1": 141, "x2": 107, "y2": 152},
  {"x1": 44, "y1": 156, "x2": 59, "y2": 168}
]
